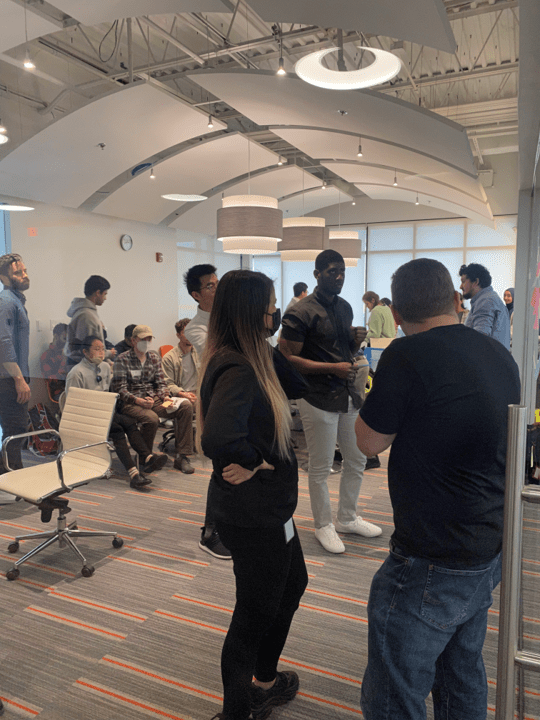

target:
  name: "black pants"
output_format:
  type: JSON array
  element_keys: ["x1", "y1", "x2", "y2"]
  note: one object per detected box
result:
[
  {"x1": 109, "y1": 413, "x2": 151, "y2": 472},
  {"x1": 216, "y1": 521, "x2": 308, "y2": 720},
  {"x1": 0, "y1": 377, "x2": 29, "y2": 472}
]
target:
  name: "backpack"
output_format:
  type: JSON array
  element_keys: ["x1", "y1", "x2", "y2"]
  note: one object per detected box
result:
[{"x1": 28, "y1": 403, "x2": 60, "y2": 457}]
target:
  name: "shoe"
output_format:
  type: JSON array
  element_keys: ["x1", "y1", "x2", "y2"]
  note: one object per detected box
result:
[
  {"x1": 251, "y1": 671, "x2": 299, "y2": 720},
  {"x1": 199, "y1": 527, "x2": 232, "y2": 560},
  {"x1": 335, "y1": 516, "x2": 382, "y2": 538},
  {"x1": 143, "y1": 453, "x2": 169, "y2": 474},
  {"x1": 365, "y1": 455, "x2": 381, "y2": 470},
  {"x1": 174, "y1": 455, "x2": 194, "y2": 474},
  {"x1": 130, "y1": 473, "x2": 152, "y2": 490},
  {"x1": 314, "y1": 523, "x2": 345, "y2": 553}
]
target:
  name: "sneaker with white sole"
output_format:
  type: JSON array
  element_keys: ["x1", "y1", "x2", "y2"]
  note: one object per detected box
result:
[
  {"x1": 335, "y1": 516, "x2": 382, "y2": 538},
  {"x1": 314, "y1": 523, "x2": 345, "y2": 553}
]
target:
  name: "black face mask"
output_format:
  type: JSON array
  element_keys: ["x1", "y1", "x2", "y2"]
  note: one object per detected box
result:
[{"x1": 266, "y1": 308, "x2": 281, "y2": 337}]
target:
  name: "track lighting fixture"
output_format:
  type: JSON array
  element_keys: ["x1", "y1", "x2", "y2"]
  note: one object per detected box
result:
[
  {"x1": 150, "y1": 167, "x2": 156, "y2": 180},
  {"x1": 357, "y1": 140, "x2": 363, "y2": 157},
  {"x1": 277, "y1": 156, "x2": 283, "y2": 166},
  {"x1": 322, "y1": 180, "x2": 327, "y2": 190},
  {"x1": 277, "y1": 56, "x2": 286, "y2": 76},
  {"x1": 352, "y1": 201, "x2": 356, "y2": 206},
  {"x1": 415, "y1": 193, "x2": 420, "y2": 205},
  {"x1": 23, "y1": 51, "x2": 35, "y2": 70},
  {"x1": 208, "y1": 115, "x2": 214, "y2": 129},
  {"x1": 393, "y1": 171, "x2": 398, "y2": 187}
]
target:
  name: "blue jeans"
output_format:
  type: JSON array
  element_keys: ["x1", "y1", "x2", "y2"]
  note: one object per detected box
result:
[
  {"x1": 0, "y1": 377, "x2": 29, "y2": 472},
  {"x1": 361, "y1": 547, "x2": 502, "y2": 720}
]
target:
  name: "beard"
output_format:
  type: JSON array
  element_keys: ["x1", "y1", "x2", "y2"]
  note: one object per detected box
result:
[
  {"x1": 12, "y1": 278, "x2": 30, "y2": 292},
  {"x1": 462, "y1": 291, "x2": 472, "y2": 300}
]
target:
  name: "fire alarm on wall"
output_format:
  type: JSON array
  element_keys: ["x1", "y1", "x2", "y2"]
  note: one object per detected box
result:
[{"x1": 156, "y1": 252, "x2": 163, "y2": 262}]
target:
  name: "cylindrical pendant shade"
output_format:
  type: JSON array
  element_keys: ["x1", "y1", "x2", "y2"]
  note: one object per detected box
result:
[
  {"x1": 217, "y1": 196, "x2": 282, "y2": 254},
  {"x1": 281, "y1": 217, "x2": 328, "y2": 262},
  {"x1": 328, "y1": 230, "x2": 362, "y2": 267}
]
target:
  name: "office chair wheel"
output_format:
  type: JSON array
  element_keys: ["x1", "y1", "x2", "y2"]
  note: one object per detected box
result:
[
  {"x1": 6, "y1": 568, "x2": 19, "y2": 581},
  {"x1": 112, "y1": 537, "x2": 123, "y2": 549},
  {"x1": 81, "y1": 565, "x2": 95, "y2": 578},
  {"x1": 7, "y1": 541, "x2": 19, "y2": 553}
]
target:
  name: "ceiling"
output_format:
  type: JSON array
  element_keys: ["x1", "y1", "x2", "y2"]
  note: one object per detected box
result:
[{"x1": 0, "y1": 0, "x2": 519, "y2": 231}]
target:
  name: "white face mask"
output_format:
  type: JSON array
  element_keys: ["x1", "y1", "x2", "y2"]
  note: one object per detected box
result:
[{"x1": 136, "y1": 340, "x2": 150, "y2": 353}]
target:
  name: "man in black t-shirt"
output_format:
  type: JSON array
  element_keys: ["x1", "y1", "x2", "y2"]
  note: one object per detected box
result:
[{"x1": 355, "y1": 258, "x2": 520, "y2": 720}]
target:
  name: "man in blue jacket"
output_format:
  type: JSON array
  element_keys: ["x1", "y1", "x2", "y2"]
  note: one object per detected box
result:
[
  {"x1": 459, "y1": 262, "x2": 511, "y2": 350},
  {"x1": 0, "y1": 253, "x2": 31, "y2": 472}
]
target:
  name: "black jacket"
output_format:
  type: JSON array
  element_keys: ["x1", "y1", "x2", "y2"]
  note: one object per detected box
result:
[{"x1": 200, "y1": 349, "x2": 298, "y2": 528}]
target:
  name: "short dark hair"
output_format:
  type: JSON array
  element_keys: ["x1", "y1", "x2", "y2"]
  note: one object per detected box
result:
[
  {"x1": 175, "y1": 318, "x2": 191, "y2": 334},
  {"x1": 84, "y1": 275, "x2": 110, "y2": 297},
  {"x1": 124, "y1": 324, "x2": 137, "y2": 340},
  {"x1": 363, "y1": 291, "x2": 380, "y2": 305},
  {"x1": 293, "y1": 282, "x2": 308, "y2": 297},
  {"x1": 183, "y1": 264, "x2": 217, "y2": 297},
  {"x1": 392, "y1": 258, "x2": 456, "y2": 323},
  {"x1": 79, "y1": 335, "x2": 103, "y2": 351},
  {"x1": 380, "y1": 297, "x2": 392, "y2": 307},
  {"x1": 315, "y1": 249, "x2": 344, "y2": 272},
  {"x1": 459, "y1": 263, "x2": 491, "y2": 289},
  {"x1": 0, "y1": 253, "x2": 22, "y2": 277},
  {"x1": 53, "y1": 322, "x2": 68, "y2": 336}
]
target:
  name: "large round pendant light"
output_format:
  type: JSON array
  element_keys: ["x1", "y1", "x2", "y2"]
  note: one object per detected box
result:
[
  {"x1": 217, "y1": 195, "x2": 282, "y2": 254},
  {"x1": 295, "y1": 47, "x2": 401, "y2": 91},
  {"x1": 281, "y1": 217, "x2": 328, "y2": 262},
  {"x1": 328, "y1": 230, "x2": 361, "y2": 267}
]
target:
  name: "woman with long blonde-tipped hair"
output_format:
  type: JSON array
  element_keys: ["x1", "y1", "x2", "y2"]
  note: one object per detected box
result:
[{"x1": 198, "y1": 269, "x2": 308, "y2": 720}]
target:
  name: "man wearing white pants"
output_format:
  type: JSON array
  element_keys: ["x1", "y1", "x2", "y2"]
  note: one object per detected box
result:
[{"x1": 280, "y1": 249, "x2": 382, "y2": 553}]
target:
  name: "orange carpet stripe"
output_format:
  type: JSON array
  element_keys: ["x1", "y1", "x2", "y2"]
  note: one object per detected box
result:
[
  {"x1": 72, "y1": 490, "x2": 114, "y2": 499},
  {"x1": 124, "y1": 545, "x2": 209, "y2": 566},
  {"x1": 308, "y1": 573, "x2": 316, "y2": 578},
  {"x1": 77, "y1": 526, "x2": 134, "y2": 541},
  {"x1": 0, "y1": 521, "x2": 41, "y2": 531},
  {"x1": 361, "y1": 510, "x2": 394, "y2": 518},
  {"x1": 167, "y1": 517, "x2": 202, "y2": 526},
  {"x1": 281, "y1": 658, "x2": 362, "y2": 684},
  {"x1": 125, "y1": 492, "x2": 191, "y2": 505},
  {"x1": 26, "y1": 607, "x2": 127, "y2": 639},
  {"x1": 297, "y1": 690, "x2": 362, "y2": 714},
  {"x1": 177, "y1": 510, "x2": 205, "y2": 516},
  {"x1": 300, "y1": 602, "x2": 367, "y2": 623},
  {"x1": 306, "y1": 588, "x2": 367, "y2": 606},
  {"x1": 155, "y1": 609, "x2": 226, "y2": 633},
  {"x1": 107, "y1": 557, "x2": 194, "y2": 578},
  {"x1": 49, "y1": 592, "x2": 147, "y2": 620},
  {"x1": 102, "y1": 658, "x2": 223, "y2": 700},
  {"x1": 343, "y1": 552, "x2": 384, "y2": 563},
  {"x1": 76, "y1": 680, "x2": 190, "y2": 720},
  {"x1": 78, "y1": 515, "x2": 150, "y2": 531},
  {"x1": 152, "y1": 488, "x2": 202, "y2": 497},
  {"x1": 0, "y1": 554, "x2": 76, "y2": 576},
  {"x1": 0, "y1": 696, "x2": 40, "y2": 716},
  {"x1": 17, "y1": 578, "x2": 52, "y2": 590},
  {"x1": 172, "y1": 594, "x2": 233, "y2": 614},
  {"x1": 305, "y1": 559, "x2": 325, "y2": 566},
  {"x1": 69, "y1": 498, "x2": 101, "y2": 506},
  {"x1": 343, "y1": 542, "x2": 388, "y2": 552},
  {"x1": 523, "y1": 570, "x2": 540, "y2": 577}
]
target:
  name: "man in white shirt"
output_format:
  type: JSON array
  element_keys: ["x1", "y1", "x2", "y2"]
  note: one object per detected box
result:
[
  {"x1": 184, "y1": 264, "x2": 218, "y2": 357},
  {"x1": 183, "y1": 264, "x2": 230, "y2": 560},
  {"x1": 285, "y1": 282, "x2": 308, "y2": 313}
]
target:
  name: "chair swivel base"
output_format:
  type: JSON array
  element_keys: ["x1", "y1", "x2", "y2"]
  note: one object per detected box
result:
[{"x1": 6, "y1": 506, "x2": 124, "y2": 580}]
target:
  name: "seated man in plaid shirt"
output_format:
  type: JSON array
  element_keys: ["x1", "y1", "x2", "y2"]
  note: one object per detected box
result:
[{"x1": 111, "y1": 324, "x2": 195, "y2": 474}]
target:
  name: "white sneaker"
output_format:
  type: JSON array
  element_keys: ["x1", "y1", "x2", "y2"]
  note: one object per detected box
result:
[
  {"x1": 314, "y1": 523, "x2": 345, "y2": 553},
  {"x1": 335, "y1": 516, "x2": 383, "y2": 538}
]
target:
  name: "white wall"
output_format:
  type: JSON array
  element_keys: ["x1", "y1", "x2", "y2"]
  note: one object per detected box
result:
[{"x1": 5, "y1": 201, "x2": 225, "y2": 401}]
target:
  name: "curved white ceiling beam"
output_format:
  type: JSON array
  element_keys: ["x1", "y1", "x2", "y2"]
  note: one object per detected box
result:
[
  {"x1": 357, "y1": 184, "x2": 494, "y2": 227},
  {"x1": 272, "y1": 128, "x2": 486, "y2": 201},
  {"x1": 190, "y1": 70, "x2": 477, "y2": 177},
  {"x1": 0, "y1": 82, "x2": 224, "y2": 208},
  {"x1": 0, "y1": 0, "x2": 59, "y2": 54},
  {"x1": 47, "y1": 0, "x2": 229, "y2": 27},
  {"x1": 248, "y1": 0, "x2": 456, "y2": 53},
  {"x1": 96, "y1": 133, "x2": 278, "y2": 225}
]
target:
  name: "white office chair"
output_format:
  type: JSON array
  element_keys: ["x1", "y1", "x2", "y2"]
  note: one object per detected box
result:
[{"x1": 0, "y1": 387, "x2": 124, "y2": 580}]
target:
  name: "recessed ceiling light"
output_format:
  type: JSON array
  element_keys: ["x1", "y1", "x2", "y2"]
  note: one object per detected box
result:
[
  {"x1": 161, "y1": 194, "x2": 207, "y2": 202},
  {"x1": 295, "y1": 47, "x2": 401, "y2": 91},
  {"x1": 0, "y1": 204, "x2": 34, "y2": 211}
]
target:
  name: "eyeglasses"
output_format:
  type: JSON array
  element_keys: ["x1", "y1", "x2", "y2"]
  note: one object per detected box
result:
[{"x1": 202, "y1": 282, "x2": 218, "y2": 292}]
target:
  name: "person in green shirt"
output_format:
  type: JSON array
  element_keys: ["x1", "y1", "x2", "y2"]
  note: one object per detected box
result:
[{"x1": 363, "y1": 292, "x2": 397, "y2": 340}]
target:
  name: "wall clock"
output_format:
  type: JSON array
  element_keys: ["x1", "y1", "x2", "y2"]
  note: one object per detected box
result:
[{"x1": 120, "y1": 234, "x2": 133, "y2": 251}]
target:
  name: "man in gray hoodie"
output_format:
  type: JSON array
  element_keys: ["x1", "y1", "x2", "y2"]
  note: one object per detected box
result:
[{"x1": 66, "y1": 275, "x2": 117, "y2": 366}]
